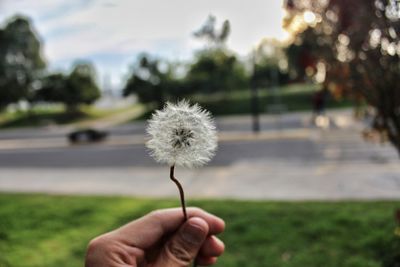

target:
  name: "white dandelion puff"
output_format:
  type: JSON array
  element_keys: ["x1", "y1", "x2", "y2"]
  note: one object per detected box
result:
[{"x1": 146, "y1": 100, "x2": 217, "y2": 168}]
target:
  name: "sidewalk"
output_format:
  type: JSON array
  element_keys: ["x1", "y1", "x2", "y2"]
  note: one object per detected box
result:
[
  {"x1": 1, "y1": 108, "x2": 399, "y2": 200},
  {"x1": 0, "y1": 126, "x2": 399, "y2": 200},
  {"x1": 0, "y1": 158, "x2": 399, "y2": 200}
]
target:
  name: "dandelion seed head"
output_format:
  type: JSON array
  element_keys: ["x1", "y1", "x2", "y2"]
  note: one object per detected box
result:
[{"x1": 146, "y1": 100, "x2": 217, "y2": 168}]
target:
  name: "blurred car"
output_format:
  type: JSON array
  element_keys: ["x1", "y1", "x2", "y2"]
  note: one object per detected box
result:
[{"x1": 68, "y1": 128, "x2": 108, "y2": 144}]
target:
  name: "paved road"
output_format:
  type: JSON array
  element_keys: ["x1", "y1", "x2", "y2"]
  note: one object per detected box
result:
[
  {"x1": 0, "y1": 110, "x2": 399, "y2": 200},
  {"x1": 0, "y1": 130, "x2": 396, "y2": 168},
  {"x1": 0, "y1": 137, "x2": 320, "y2": 168},
  {"x1": 0, "y1": 109, "x2": 350, "y2": 140}
]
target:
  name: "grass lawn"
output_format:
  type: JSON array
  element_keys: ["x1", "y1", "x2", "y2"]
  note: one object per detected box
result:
[
  {"x1": 0, "y1": 83, "x2": 354, "y2": 127},
  {"x1": 0, "y1": 193, "x2": 399, "y2": 267},
  {"x1": 0, "y1": 105, "x2": 143, "y2": 129},
  {"x1": 195, "y1": 83, "x2": 354, "y2": 116},
  {"x1": 134, "y1": 83, "x2": 355, "y2": 121}
]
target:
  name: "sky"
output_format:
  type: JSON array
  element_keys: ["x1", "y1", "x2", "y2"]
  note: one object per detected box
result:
[{"x1": 0, "y1": 0, "x2": 287, "y2": 89}]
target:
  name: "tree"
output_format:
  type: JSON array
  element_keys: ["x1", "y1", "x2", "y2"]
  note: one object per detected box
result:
[
  {"x1": 193, "y1": 15, "x2": 231, "y2": 48},
  {"x1": 123, "y1": 16, "x2": 247, "y2": 107},
  {"x1": 0, "y1": 15, "x2": 46, "y2": 109},
  {"x1": 67, "y1": 62, "x2": 101, "y2": 110},
  {"x1": 36, "y1": 73, "x2": 67, "y2": 103},
  {"x1": 284, "y1": 0, "x2": 400, "y2": 153},
  {"x1": 123, "y1": 54, "x2": 178, "y2": 109},
  {"x1": 186, "y1": 49, "x2": 247, "y2": 95},
  {"x1": 187, "y1": 15, "x2": 248, "y2": 95},
  {"x1": 285, "y1": 29, "x2": 320, "y2": 82},
  {"x1": 252, "y1": 39, "x2": 290, "y2": 87},
  {"x1": 37, "y1": 62, "x2": 101, "y2": 113}
]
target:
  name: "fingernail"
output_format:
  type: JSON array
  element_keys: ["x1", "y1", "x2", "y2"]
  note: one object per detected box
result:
[{"x1": 181, "y1": 218, "x2": 206, "y2": 244}]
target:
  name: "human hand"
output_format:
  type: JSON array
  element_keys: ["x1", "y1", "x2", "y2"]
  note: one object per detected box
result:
[{"x1": 85, "y1": 207, "x2": 225, "y2": 267}]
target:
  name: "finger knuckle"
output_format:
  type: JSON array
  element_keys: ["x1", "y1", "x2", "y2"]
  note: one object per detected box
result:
[
  {"x1": 87, "y1": 236, "x2": 105, "y2": 251},
  {"x1": 166, "y1": 241, "x2": 192, "y2": 264},
  {"x1": 87, "y1": 235, "x2": 109, "y2": 253},
  {"x1": 86, "y1": 236, "x2": 109, "y2": 265}
]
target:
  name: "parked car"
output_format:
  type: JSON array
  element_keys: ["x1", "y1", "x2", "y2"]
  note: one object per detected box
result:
[{"x1": 68, "y1": 128, "x2": 108, "y2": 144}]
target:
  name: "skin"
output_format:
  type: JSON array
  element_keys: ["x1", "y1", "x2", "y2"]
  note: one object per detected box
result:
[{"x1": 85, "y1": 208, "x2": 225, "y2": 267}]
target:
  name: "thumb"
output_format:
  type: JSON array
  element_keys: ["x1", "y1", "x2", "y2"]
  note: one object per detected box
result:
[{"x1": 154, "y1": 217, "x2": 209, "y2": 267}]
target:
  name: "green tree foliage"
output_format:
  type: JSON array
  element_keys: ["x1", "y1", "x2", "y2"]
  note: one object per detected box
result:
[
  {"x1": 188, "y1": 15, "x2": 248, "y2": 95},
  {"x1": 123, "y1": 16, "x2": 248, "y2": 107},
  {"x1": 36, "y1": 73, "x2": 67, "y2": 103},
  {"x1": 123, "y1": 54, "x2": 179, "y2": 109},
  {"x1": 0, "y1": 15, "x2": 46, "y2": 109},
  {"x1": 37, "y1": 62, "x2": 100, "y2": 112},
  {"x1": 186, "y1": 49, "x2": 247, "y2": 95},
  {"x1": 67, "y1": 62, "x2": 101, "y2": 108},
  {"x1": 193, "y1": 15, "x2": 231, "y2": 47},
  {"x1": 284, "y1": 0, "x2": 400, "y2": 153},
  {"x1": 252, "y1": 39, "x2": 290, "y2": 88}
]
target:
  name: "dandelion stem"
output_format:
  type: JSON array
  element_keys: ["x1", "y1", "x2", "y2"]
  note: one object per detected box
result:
[
  {"x1": 169, "y1": 165, "x2": 198, "y2": 267},
  {"x1": 170, "y1": 165, "x2": 188, "y2": 221}
]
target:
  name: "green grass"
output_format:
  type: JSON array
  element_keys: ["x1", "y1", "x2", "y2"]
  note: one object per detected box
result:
[
  {"x1": 0, "y1": 193, "x2": 399, "y2": 267},
  {"x1": 194, "y1": 83, "x2": 354, "y2": 116},
  {"x1": 134, "y1": 83, "x2": 355, "y2": 120},
  {"x1": 0, "y1": 83, "x2": 353, "y2": 126},
  {"x1": 0, "y1": 105, "x2": 142, "y2": 129}
]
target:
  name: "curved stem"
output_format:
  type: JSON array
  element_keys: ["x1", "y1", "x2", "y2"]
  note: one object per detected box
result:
[
  {"x1": 170, "y1": 165, "x2": 188, "y2": 221},
  {"x1": 169, "y1": 165, "x2": 197, "y2": 267}
]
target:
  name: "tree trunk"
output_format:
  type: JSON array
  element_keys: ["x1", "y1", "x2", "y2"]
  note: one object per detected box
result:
[
  {"x1": 155, "y1": 87, "x2": 164, "y2": 110},
  {"x1": 388, "y1": 115, "x2": 400, "y2": 157}
]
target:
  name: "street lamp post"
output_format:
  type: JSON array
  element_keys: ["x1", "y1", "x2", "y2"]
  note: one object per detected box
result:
[{"x1": 251, "y1": 49, "x2": 260, "y2": 133}]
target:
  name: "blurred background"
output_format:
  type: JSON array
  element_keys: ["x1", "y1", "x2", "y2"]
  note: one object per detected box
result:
[{"x1": 0, "y1": 0, "x2": 400, "y2": 266}]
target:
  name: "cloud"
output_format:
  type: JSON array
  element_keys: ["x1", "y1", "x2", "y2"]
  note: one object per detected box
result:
[{"x1": 1, "y1": 0, "x2": 286, "y2": 87}]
